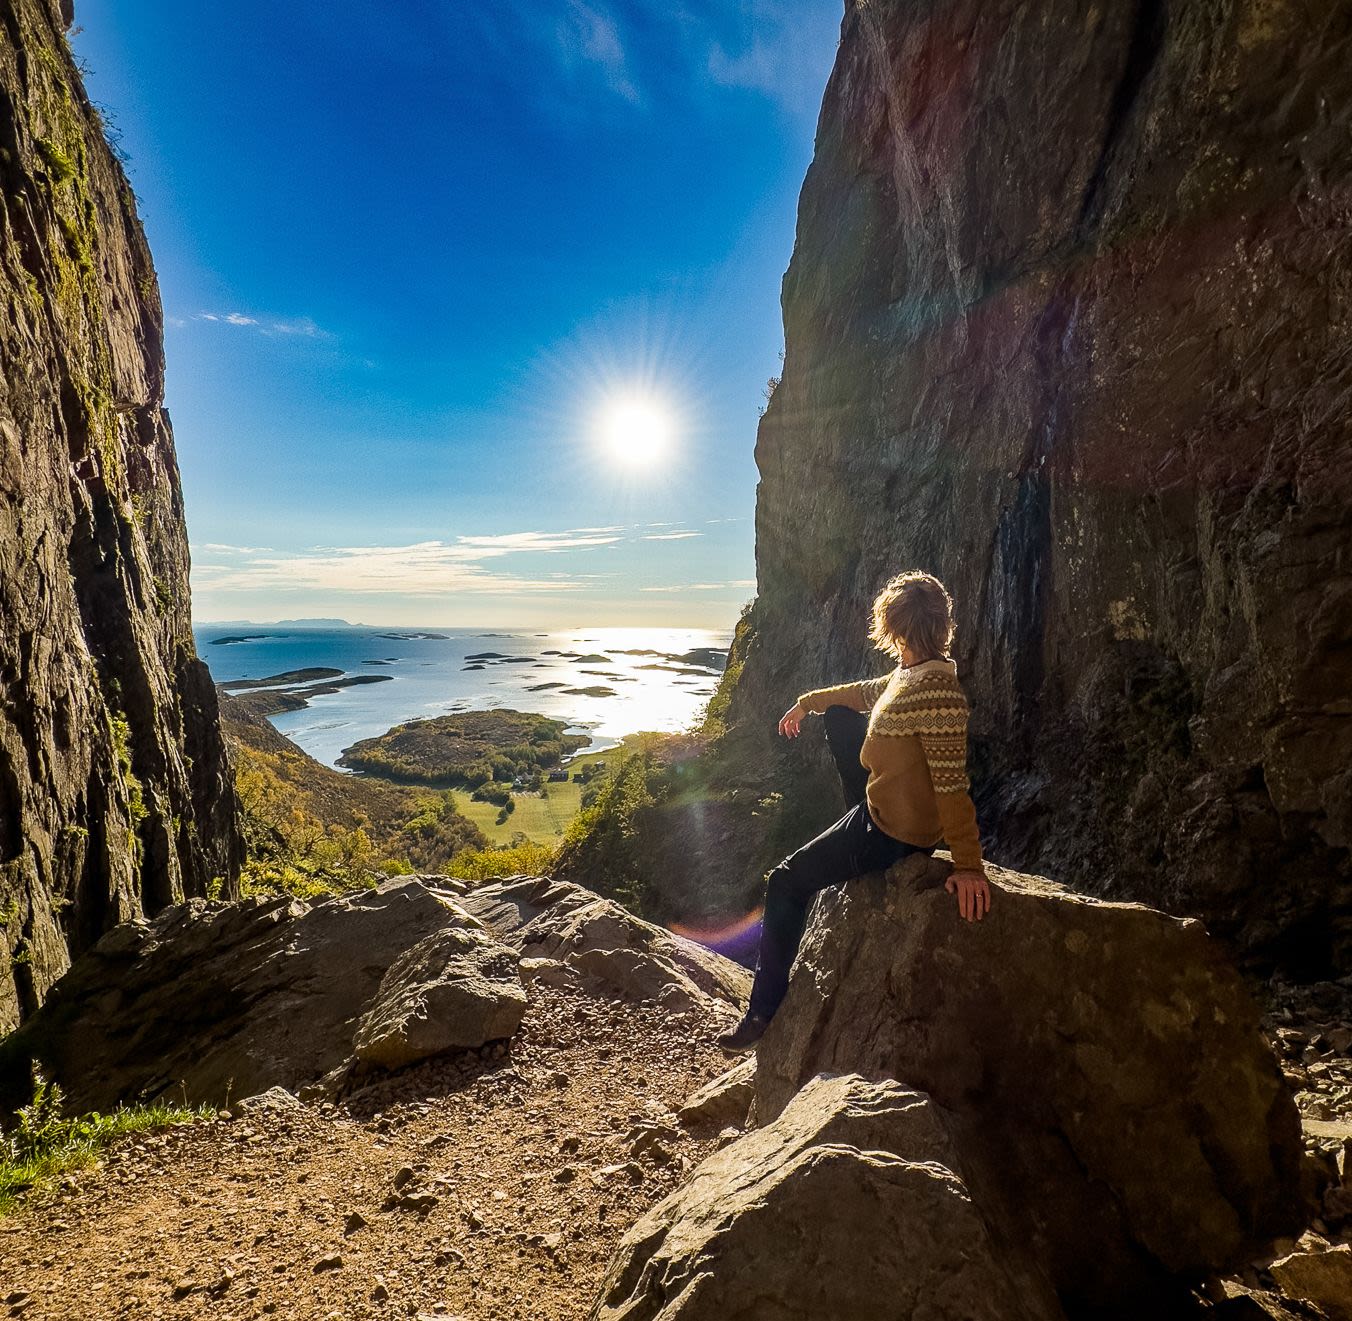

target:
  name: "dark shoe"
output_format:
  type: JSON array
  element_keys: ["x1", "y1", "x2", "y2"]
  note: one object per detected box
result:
[{"x1": 716, "y1": 1011, "x2": 770, "y2": 1052}]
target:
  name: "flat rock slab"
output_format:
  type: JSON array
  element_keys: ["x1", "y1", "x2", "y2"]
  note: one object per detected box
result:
[
  {"x1": 593, "y1": 1073, "x2": 1065, "y2": 1321},
  {"x1": 1270, "y1": 1244, "x2": 1352, "y2": 1321},
  {"x1": 0, "y1": 878, "x2": 476, "y2": 1110},
  {"x1": 677, "y1": 1057, "x2": 755, "y2": 1130},
  {"x1": 458, "y1": 876, "x2": 750, "y2": 1013},
  {"x1": 756, "y1": 854, "x2": 1305, "y2": 1314},
  {"x1": 353, "y1": 924, "x2": 526, "y2": 1070}
]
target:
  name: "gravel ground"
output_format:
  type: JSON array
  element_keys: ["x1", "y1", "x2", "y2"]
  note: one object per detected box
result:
[
  {"x1": 5, "y1": 975, "x2": 1352, "y2": 1320},
  {"x1": 1260, "y1": 976, "x2": 1352, "y2": 1237},
  {"x1": 1207, "y1": 976, "x2": 1352, "y2": 1316},
  {"x1": 0, "y1": 985, "x2": 739, "y2": 1321}
]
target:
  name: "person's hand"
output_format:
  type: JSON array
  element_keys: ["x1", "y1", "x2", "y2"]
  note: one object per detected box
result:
[
  {"x1": 945, "y1": 869, "x2": 992, "y2": 922},
  {"x1": 778, "y1": 702, "x2": 808, "y2": 737}
]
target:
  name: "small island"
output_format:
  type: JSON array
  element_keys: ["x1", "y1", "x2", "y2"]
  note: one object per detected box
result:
[
  {"x1": 337, "y1": 708, "x2": 590, "y2": 788},
  {"x1": 216, "y1": 669, "x2": 393, "y2": 719},
  {"x1": 219, "y1": 667, "x2": 343, "y2": 690}
]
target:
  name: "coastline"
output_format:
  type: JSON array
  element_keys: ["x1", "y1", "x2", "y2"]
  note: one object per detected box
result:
[{"x1": 196, "y1": 623, "x2": 731, "y2": 772}]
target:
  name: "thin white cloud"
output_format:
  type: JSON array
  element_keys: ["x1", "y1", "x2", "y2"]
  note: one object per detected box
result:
[
  {"x1": 192, "y1": 523, "x2": 747, "y2": 600},
  {"x1": 640, "y1": 580, "x2": 755, "y2": 592},
  {"x1": 269, "y1": 317, "x2": 328, "y2": 337},
  {"x1": 454, "y1": 528, "x2": 624, "y2": 555},
  {"x1": 459, "y1": 2, "x2": 834, "y2": 125},
  {"x1": 705, "y1": 2, "x2": 839, "y2": 114},
  {"x1": 641, "y1": 530, "x2": 700, "y2": 541},
  {"x1": 192, "y1": 526, "x2": 631, "y2": 598},
  {"x1": 557, "y1": 0, "x2": 639, "y2": 103},
  {"x1": 191, "y1": 311, "x2": 330, "y2": 339},
  {"x1": 195, "y1": 544, "x2": 588, "y2": 598}
]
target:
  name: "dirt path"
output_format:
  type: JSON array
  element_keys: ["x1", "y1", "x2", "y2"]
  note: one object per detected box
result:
[
  {"x1": 6, "y1": 969, "x2": 1351, "y2": 1321},
  {"x1": 0, "y1": 985, "x2": 737, "y2": 1321}
]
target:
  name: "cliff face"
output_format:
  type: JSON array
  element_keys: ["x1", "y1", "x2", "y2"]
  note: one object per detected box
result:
[
  {"x1": 725, "y1": 0, "x2": 1352, "y2": 971},
  {"x1": 0, "y1": 0, "x2": 240, "y2": 1030}
]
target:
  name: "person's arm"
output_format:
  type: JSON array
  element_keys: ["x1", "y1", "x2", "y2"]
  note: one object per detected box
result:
[
  {"x1": 796, "y1": 674, "x2": 890, "y2": 715},
  {"x1": 916, "y1": 694, "x2": 984, "y2": 872},
  {"x1": 913, "y1": 679, "x2": 990, "y2": 920},
  {"x1": 781, "y1": 673, "x2": 891, "y2": 738}
]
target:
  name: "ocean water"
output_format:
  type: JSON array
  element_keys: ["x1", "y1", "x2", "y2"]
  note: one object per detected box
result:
[{"x1": 195, "y1": 624, "x2": 733, "y2": 770}]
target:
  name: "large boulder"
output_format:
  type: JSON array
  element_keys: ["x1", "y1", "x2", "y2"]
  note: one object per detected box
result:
[
  {"x1": 458, "y1": 875, "x2": 749, "y2": 1013},
  {"x1": 0, "y1": 877, "x2": 485, "y2": 1110},
  {"x1": 756, "y1": 854, "x2": 1306, "y2": 1314},
  {"x1": 353, "y1": 923, "x2": 526, "y2": 1070},
  {"x1": 593, "y1": 1073, "x2": 1065, "y2": 1321}
]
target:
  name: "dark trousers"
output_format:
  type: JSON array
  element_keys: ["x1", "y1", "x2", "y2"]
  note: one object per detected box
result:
[{"x1": 747, "y1": 706, "x2": 929, "y2": 1020}]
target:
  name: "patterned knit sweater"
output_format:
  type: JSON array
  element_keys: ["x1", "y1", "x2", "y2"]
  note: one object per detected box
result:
[{"x1": 797, "y1": 657, "x2": 984, "y2": 873}]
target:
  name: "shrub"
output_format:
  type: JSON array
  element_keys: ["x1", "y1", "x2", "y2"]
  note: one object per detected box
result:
[
  {"x1": 234, "y1": 754, "x2": 407, "y2": 898},
  {"x1": 446, "y1": 840, "x2": 557, "y2": 882},
  {"x1": 34, "y1": 137, "x2": 75, "y2": 184},
  {"x1": 556, "y1": 752, "x2": 661, "y2": 911},
  {"x1": 471, "y1": 781, "x2": 513, "y2": 807},
  {"x1": 0, "y1": 1066, "x2": 207, "y2": 1215}
]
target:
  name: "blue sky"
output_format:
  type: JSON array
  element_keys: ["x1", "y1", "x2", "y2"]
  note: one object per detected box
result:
[{"x1": 71, "y1": 2, "x2": 841, "y2": 629}]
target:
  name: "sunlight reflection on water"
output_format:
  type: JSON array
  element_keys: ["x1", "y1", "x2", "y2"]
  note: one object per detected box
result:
[{"x1": 197, "y1": 624, "x2": 732, "y2": 770}]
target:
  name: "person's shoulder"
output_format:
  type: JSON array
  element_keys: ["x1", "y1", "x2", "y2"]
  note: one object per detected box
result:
[
  {"x1": 906, "y1": 657, "x2": 961, "y2": 685},
  {"x1": 903, "y1": 659, "x2": 968, "y2": 704}
]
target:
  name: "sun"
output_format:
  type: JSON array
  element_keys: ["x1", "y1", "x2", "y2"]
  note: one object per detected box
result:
[{"x1": 600, "y1": 395, "x2": 672, "y2": 466}]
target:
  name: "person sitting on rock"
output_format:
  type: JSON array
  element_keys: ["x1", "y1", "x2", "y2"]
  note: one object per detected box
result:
[{"x1": 718, "y1": 570, "x2": 991, "y2": 1052}]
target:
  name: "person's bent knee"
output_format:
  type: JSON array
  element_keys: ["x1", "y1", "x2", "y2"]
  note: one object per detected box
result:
[
  {"x1": 821, "y1": 704, "x2": 855, "y2": 731},
  {"x1": 764, "y1": 862, "x2": 793, "y2": 902},
  {"x1": 765, "y1": 855, "x2": 816, "y2": 905}
]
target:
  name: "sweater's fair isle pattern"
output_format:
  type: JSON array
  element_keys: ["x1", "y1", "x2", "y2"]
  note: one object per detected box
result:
[
  {"x1": 870, "y1": 670, "x2": 972, "y2": 795},
  {"x1": 798, "y1": 658, "x2": 985, "y2": 873}
]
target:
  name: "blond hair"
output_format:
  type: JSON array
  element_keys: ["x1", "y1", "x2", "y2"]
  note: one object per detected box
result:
[{"x1": 869, "y1": 571, "x2": 955, "y2": 662}]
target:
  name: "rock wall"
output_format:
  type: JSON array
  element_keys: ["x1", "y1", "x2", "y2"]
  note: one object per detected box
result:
[
  {"x1": 720, "y1": 0, "x2": 1352, "y2": 972},
  {"x1": 0, "y1": 0, "x2": 240, "y2": 1031}
]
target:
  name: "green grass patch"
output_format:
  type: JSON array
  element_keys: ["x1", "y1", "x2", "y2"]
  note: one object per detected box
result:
[
  {"x1": 1, "y1": 1069, "x2": 208, "y2": 1215},
  {"x1": 453, "y1": 743, "x2": 638, "y2": 844}
]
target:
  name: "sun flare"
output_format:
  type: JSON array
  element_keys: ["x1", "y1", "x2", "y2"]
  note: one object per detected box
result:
[{"x1": 600, "y1": 396, "x2": 673, "y2": 466}]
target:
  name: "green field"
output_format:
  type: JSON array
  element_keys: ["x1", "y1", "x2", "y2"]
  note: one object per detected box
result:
[{"x1": 452, "y1": 743, "x2": 633, "y2": 845}]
